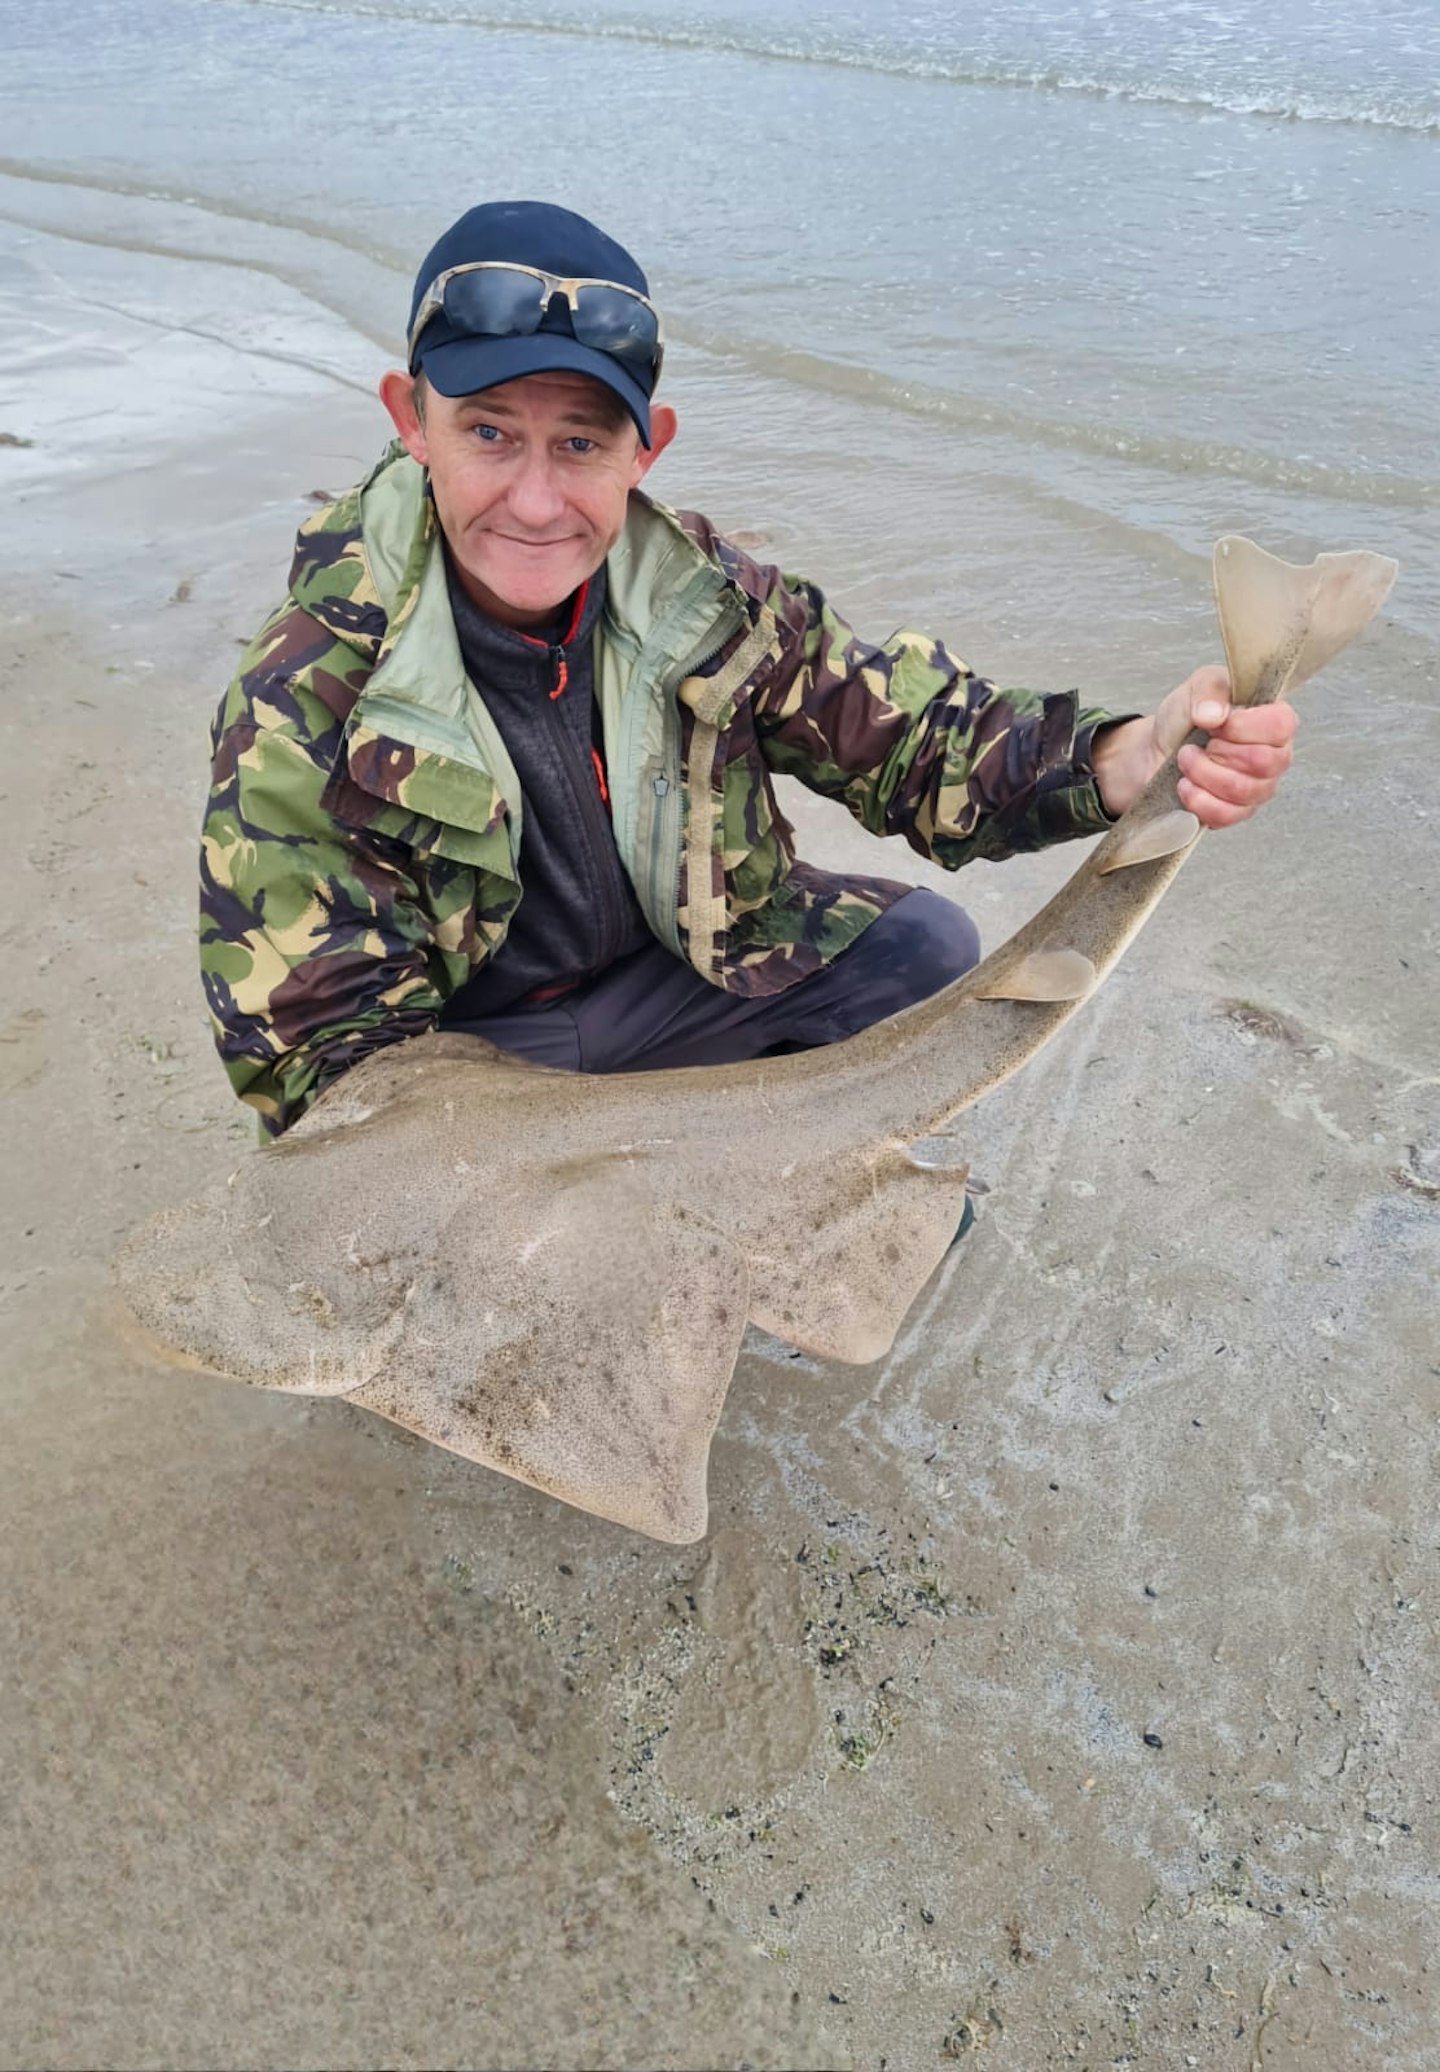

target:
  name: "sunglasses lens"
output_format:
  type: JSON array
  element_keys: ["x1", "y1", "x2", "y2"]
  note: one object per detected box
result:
[
  {"x1": 570, "y1": 286, "x2": 661, "y2": 376},
  {"x1": 443, "y1": 268, "x2": 548, "y2": 339}
]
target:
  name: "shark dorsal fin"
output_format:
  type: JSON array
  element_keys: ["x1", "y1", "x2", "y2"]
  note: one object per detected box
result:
[
  {"x1": 971, "y1": 949, "x2": 1096, "y2": 1003},
  {"x1": 1097, "y1": 809, "x2": 1202, "y2": 875}
]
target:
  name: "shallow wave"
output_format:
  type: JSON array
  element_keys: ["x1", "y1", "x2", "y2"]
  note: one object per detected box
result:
[
  {"x1": 235, "y1": 0, "x2": 1440, "y2": 136},
  {"x1": 677, "y1": 330, "x2": 1440, "y2": 509},
  {"x1": 0, "y1": 157, "x2": 408, "y2": 353},
  {"x1": 0, "y1": 157, "x2": 411, "y2": 266}
]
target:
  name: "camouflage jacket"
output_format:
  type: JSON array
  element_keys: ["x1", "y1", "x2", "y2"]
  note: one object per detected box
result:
[{"x1": 202, "y1": 443, "x2": 1122, "y2": 1133}]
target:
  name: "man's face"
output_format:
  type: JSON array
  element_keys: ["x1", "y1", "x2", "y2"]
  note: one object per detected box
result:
[{"x1": 381, "y1": 369, "x2": 674, "y2": 629}]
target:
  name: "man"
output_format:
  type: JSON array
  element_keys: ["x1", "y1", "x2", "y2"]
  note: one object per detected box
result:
[{"x1": 202, "y1": 200, "x2": 1295, "y2": 1139}]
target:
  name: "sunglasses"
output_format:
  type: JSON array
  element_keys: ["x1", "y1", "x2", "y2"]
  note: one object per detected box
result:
[{"x1": 407, "y1": 262, "x2": 665, "y2": 389}]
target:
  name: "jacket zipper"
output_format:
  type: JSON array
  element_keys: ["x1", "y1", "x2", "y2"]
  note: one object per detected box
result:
[{"x1": 645, "y1": 598, "x2": 745, "y2": 948}]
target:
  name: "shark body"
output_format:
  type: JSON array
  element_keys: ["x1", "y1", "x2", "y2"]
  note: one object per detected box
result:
[{"x1": 117, "y1": 537, "x2": 1397, "y2": 1540}]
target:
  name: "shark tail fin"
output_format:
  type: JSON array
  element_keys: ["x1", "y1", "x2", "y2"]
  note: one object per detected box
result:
[{"x1": 1213, "y1": 536, "x2": 1398, "y2": 709}]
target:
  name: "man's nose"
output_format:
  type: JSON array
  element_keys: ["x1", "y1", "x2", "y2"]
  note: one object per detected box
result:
[{"x1": 504, "y1": 451, "x2": 567, "y2": 529}]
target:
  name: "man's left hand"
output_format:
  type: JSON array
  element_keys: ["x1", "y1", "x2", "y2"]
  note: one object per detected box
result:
[{"x1": 1091, "y1": 665, "x2": 1298, "y2": 827}]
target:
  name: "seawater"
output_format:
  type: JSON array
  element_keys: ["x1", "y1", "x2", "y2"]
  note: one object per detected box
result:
[{"x1": 2, "y1": 0, "x2": 1437, "y2": 642}]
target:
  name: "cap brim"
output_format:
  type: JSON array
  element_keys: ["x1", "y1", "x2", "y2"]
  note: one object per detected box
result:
[{"x1": 416, "y1": 333, "x2": 653, "y2": 446}]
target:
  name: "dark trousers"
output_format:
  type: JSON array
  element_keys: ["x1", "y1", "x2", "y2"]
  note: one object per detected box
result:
[{"x1": 439, "y1": 886, "x2": 980, "y2": 1073}]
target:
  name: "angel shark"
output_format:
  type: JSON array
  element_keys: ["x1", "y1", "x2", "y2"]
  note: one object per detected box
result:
[{"x1": 116, "y1": 538, "x2": 1396, "y2": 1542}]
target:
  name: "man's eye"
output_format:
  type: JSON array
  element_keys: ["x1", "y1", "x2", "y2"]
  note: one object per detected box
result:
[
  {"x1": 565, "y1": 437, "x2": 597, "y2": 455},
  {"x1": 473, "y1": 423, "x2": 503, "y2": 442}
]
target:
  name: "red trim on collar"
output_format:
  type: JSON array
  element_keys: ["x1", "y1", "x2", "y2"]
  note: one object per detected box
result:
[
  {"x1": 561, "y1": 578, "x2": 589, "y2": 647},
  {"x1": 512, "y1": 578, "x2": 590, "y2": 701},
  {"x1": 516, "y1": 578, "x2": 589, "y2": 654}
]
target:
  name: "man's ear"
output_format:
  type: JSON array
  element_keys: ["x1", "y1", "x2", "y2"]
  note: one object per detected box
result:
[
  {"x1": 631, "y1": 403, "x2": 678, "y2": 485},
  {"x1": 380, "y1": 369, "x2": 428, "y2": 466}
]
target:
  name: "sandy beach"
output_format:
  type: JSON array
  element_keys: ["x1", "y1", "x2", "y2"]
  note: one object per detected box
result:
[{"x1": 3, "y1": 177, "x2": 1439, "y2": 2072}]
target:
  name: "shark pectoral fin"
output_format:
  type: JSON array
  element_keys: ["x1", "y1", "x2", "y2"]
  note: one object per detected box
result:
[
  {"x1": 970, "y1": 949, "x2": 1097, "y2": 1002},
  {"x1": 1213, "y1": 535, "x2": 1399, "y2": 708},
  {"x1": 348, "y1": 1187, "x2": 749, "y2": 1545},
  {"x1": 113, "y1": 1180, "x2": 415, "y2": 1397},
  {"x1": 747, "y1": 1150, "x2": 972, "y2": 1365},
  {"x1": 1096, "y1": 809, "x2": 1202, "y2": 874}
]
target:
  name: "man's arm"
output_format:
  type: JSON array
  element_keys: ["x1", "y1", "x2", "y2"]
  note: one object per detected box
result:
[
  {"x1": 708, "y1": 541, "x2": 1294, "y2": 853},
  {"x1": 201, "y1": 642, "x2": 470, "y2": 1135},
  {"x1": 736, "y1": 560, "x2": 1134, "y2": 865}
]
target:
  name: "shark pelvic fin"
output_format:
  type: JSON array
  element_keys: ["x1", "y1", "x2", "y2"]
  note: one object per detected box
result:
[
  {"x1": 746, "y1": 1147, "x2": 971, "y2": 1365},
  {"x1": 971, "y1": 948, "x2": 1097, "y2": 1003}
]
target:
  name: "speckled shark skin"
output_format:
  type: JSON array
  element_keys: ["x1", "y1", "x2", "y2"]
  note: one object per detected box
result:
[{"x1": 117, "y1": 539, "x2": 1396, "y2": 1542}]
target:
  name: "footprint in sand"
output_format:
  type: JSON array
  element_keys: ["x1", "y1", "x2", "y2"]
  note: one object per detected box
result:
[
  {"x1": 26, "y1": 839, "x2": 81, "y2": 878},
  {"x1": 660, "y1": 1529, "x2": 821, "y2": 1810},
  {"x1": 0, "y1": 1009, "x2": 49, "y2": 1097}
]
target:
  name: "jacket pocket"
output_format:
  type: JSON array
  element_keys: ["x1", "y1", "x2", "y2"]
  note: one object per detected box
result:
[{"x1": 324, "y1": 721, "x2": 518, "y2": 880}]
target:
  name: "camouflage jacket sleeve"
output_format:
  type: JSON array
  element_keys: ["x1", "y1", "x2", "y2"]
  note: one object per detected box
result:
[
  {"x1": 200, "y1": 601, "x2": 463, "y2": 1137},
  {"x1": 697, "y1": 526, "x2": 1134, "y2": 866}
]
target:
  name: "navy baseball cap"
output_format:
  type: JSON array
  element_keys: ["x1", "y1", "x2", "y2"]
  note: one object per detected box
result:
[{"x1": 407, "y1": 201, "x2": 659, "y2": 445}]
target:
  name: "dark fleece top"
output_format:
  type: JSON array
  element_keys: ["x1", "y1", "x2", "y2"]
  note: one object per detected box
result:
[{"x1": 440, "y1": 557, "x2": 653, "y2": 1019}]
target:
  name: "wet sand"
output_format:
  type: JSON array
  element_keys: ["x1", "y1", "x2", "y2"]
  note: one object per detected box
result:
[{"x1": 2, "y1": 225, "x2": 1438, "y2": 2069}]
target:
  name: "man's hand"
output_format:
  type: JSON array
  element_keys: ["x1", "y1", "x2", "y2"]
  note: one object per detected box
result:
[{"x1": 1091, "y1": 665, "x2": 1298, "y2": 827}]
